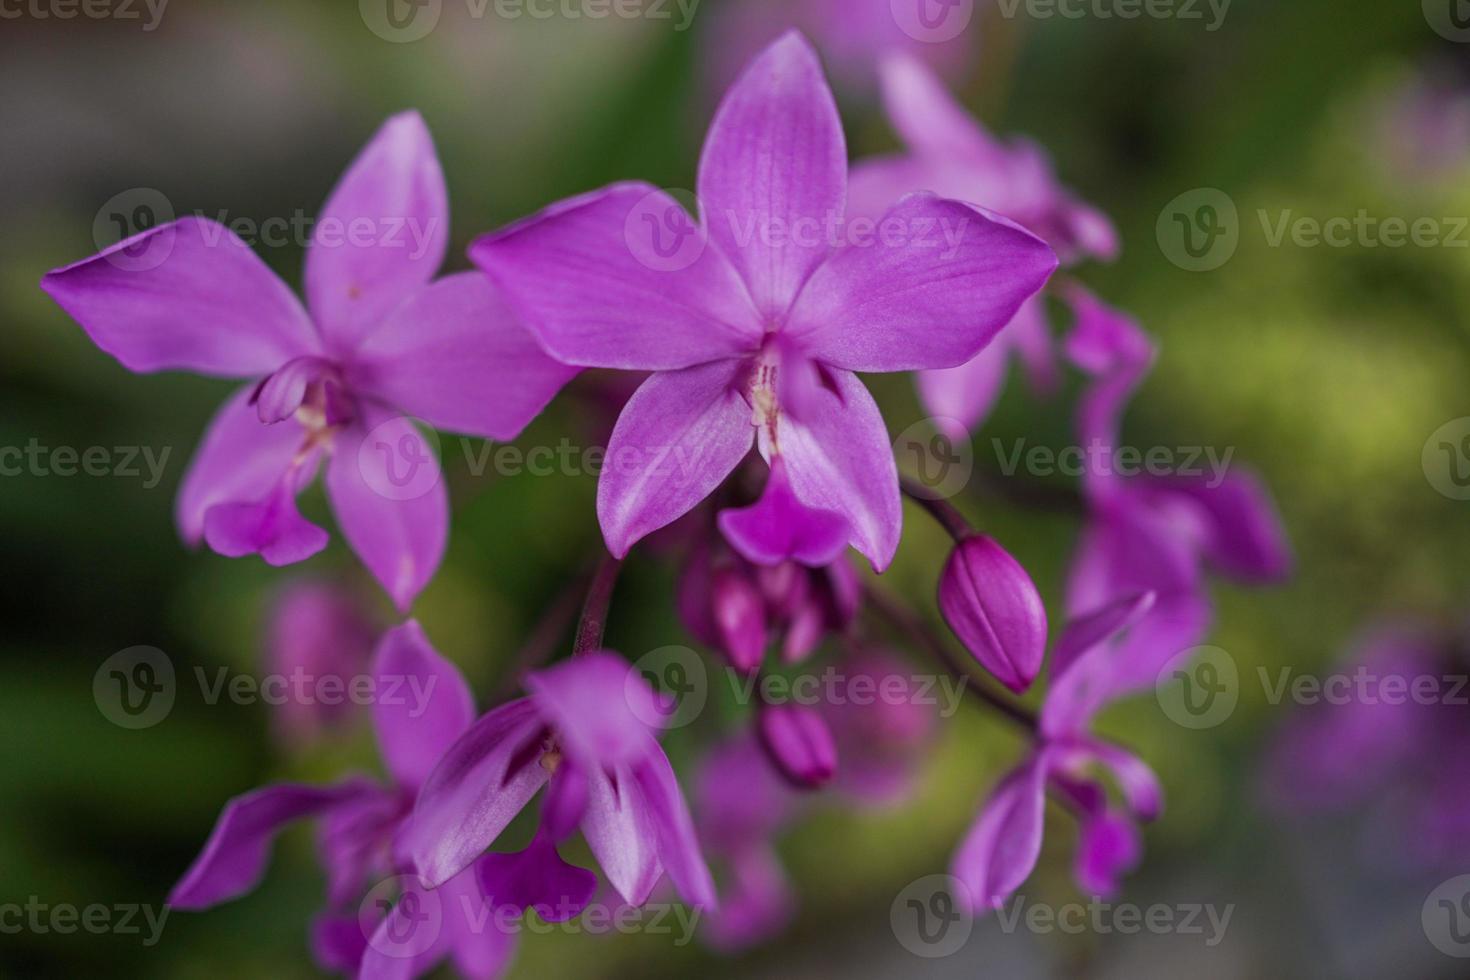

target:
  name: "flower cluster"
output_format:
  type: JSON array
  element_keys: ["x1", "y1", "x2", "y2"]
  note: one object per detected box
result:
[{"x1": 43, "y1": 28, "x2": 1288, "y2": 980}]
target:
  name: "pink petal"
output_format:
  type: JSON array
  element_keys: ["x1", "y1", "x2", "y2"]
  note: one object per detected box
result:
[
  {"x1": 756, "y1": 703, "x2": 837, "y2": 789},
  {"x1": 631, "y1": 748, "x2": 719, "y2": 909},
  {"x1": 475, "y1": 830, "x2": 597, "y2": 923},
  {"x1": 443, "y1": 860, "x2": 519, "y2": 980},
  {"x1": 40, "y1": 217, "x2": 318, "y2": 377},
  {"x1": 524, "y1": 651, "x2": 662, "y2": 769},
  {"x1": 916, "y1": 336, "x2": 1012, "y2": 435},
  {"x1": 761, "y1": 369, "x2": 900, "y2": 570},
  {"x1": 597, "y1": 359, "x2": 755, "y2": 557},
  {"x1": 879, "y1": 53, "x2": 1000, "y2": 162},
  {"x1": 407, "y1": 698, "x2": 549, "y2": 888},
  {"x1": 202, "y1": 470, "x2": 329, "y2": 567},
  {"x1": 175, "y1": 386, "x2": 314, "y2": 545},
  {"x1": 1074, "y1": 809, "x2": 1141, "y2": 896},
  {"x1": 697, "y1": 31, "x2": 847, "y2": 318},
  {"x1": 787, "y1": 195, "x2": 1058, "y2": 372},
  {"x1": 305, "y1": 112, "x2": 448, "y2": 354},
  {"x1": 711, "y1": 565, "x2": 768, "y2": 674},
  {"x1": 471, "y1": 182, "x2": 762, "y2": 370},
  {"x1": 581, "y1": 761, "x2": 661, "y2": 907},
  {"x1": 703, "y1": 845, "x2": 794, "y2": 952},
  {"x1": 168, "y1": 779, "x2": 376, "y2": 909},
  {"x1": 937, "y1": 534, "x2": 1049, "y2": 693},
  {"x1": 950, "y1": 754, "x2": 1049, "y2": 915},
  {"x1": 348, "y1": 272, "x2": 579, "y2": 440},
  {"x1": 325, "y1": 406, "x2": 447, "y2": 612},
  {"x1": 1147, "y1": 469, "x2": 1293, "y2": 583},
  {"x1": 1042, "y1": 592, "x2": 1158, "y2": 738},
  {"x1": 717, "y1": 457, "x2": 849, "y2": 566},
  {"x1": 370, "y1": 621, "x2": 476, "y2": 794}
]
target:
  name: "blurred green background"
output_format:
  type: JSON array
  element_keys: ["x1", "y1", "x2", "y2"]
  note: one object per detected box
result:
[{"x1": 3, "y1": 0, "x2": 1470, "y2": 976}]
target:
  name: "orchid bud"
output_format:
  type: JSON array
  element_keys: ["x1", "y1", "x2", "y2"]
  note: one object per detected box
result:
[
  {"x1": 757, "y1": 704, "x2": 837, "y2": 790},
  {"x1": 712, "y1": 566, "x2": 767, "y2": 675},
  {"x1": 937, "y1": 534, "x2": 1048, "y2": 693}
]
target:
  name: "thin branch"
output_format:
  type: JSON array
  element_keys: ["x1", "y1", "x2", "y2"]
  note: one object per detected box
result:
[{"x1": 573, "y1": 553, "x2": 624, "y2": 655}]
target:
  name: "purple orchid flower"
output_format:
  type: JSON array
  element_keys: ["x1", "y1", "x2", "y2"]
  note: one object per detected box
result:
[
  {"x1": 264, "y1": 578, "x2": 379, "y2": 746},
  {"x1": 952, "y1": 592, "x2": 1164, "y2": 913},
  {"x1": 470, "y1": 32, "x2": 1058, "y2": 571},
  {"x1": 1063, "y1": 284, "x2": 1291, "y2": 689},
  {"x1": 169, "y1": 621, "x2": 519, "y2": 980},
  {"x1": 849, "y1": 55, "x2": 1119, "y2": 434},
  {"x1": 404, "y1": 651, "x2": 717, "y2": 915},
  {"x1": 41, "y1": 112, "x2": 578, "y2": 611}
]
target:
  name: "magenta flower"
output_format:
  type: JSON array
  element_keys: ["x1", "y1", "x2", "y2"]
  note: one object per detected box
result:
[
  {"x1": 264, "y1": 578, "x2": 378, "y2": 746},
  {"x1": 952, "y1": 593, "x2": 1164, "y2": 913},
  {"x1": 41, "y1": 112, "x2": 578, "y2": 611},
  {"x1": 471, "y1": 33, "x2": 1057, "y2": 570},
  {"x1": 169, "y1": 622, "x2": 518, "y2": 980},
  {"x1": 405, "y1": 651, "x2": 716, "y2": 913},
  {"x1": 1063, "y1": 285, "x2": 1291, "y2": 689},
  {"x1": 937, "y1": 533, "x2": 1049, "y2": 692},
  {"x1": 849, "y1": 55, "x2": 1118, "y2": 434}
]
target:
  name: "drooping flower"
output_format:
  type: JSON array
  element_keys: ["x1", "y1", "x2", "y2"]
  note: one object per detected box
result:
[
  {"x1": 471, "y1": 32, "x2": 1058, "y2": 570},
  {"x1": 41, "y1": 112, "x2": 578, "y2": 610},
  {"x1": 264, "y1": 578, "x2": 378, "y2": 746},
  {"x1": 849, "y1": 55, "x2": 1118, "y2": 433},
  {"x1": 1062, "y1": 285, "x2": 1291, "y2": 690},
  {"x1": 951, "y1": 593, "x2": 1164, "y2": 913},
  {"x1": 405, "y1": 651, "x2": 717, "y2": 914},
  {"x1": 169, "y1": 621, "x2": 521, "y2": 980}
]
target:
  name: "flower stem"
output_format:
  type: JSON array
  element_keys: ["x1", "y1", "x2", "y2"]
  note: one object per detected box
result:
[
  {"x1": 864, "y1": 584, "x2": 1038, "y2": 734},
  {"x1": 573, "y1": 553, "x2": 623, "y2": 655},
  {"x1": 899, "y1": 477, "x2": 974, "y2": 541}
]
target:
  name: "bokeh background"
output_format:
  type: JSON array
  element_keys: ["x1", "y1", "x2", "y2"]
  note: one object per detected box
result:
[{"x1": 4, "y1": 0, "x2": 1470, "y2": 976}]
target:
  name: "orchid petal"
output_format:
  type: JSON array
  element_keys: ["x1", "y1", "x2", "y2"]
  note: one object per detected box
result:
[
  {"x1": 632, "y1": 748, "x2": 719, "y2": 909},
  {"x1": 581, "y1": 762, "x2": 661, "y2": 907},
  {"x1": 787, "y1": 195, "x2": 1058, "y2": 372},
  {"x1": 471, "y1": 182, "x2": 762, "y2": 370},
  {"x1": 349, "y1": 272, "x2": 579, "y2": 440},
  {"x1": 306, "y1": 112, "x2": 448, "y2": 353},
  {"x1": 697, "y1": 31, "x2": 847, "y2": 317},
  {"x1": 950, "y1": 754, "x2": 1048, "y2": 915},
  {"x1": 525, "y1": 652, "x2": 661, "y2": 768},
  {"x1": 762, "y1": 369, "x2": 900, "y2": 570},
  {"x1": 597, "y1": 359, "x2": 755, "y2": 557},
  {"x1": 41, "y1": 217, "x2": 317, "y2": 377},
  {"x1": 718, "y1": 457, "x2": 849, "y2": 567},
  {"x1": 370, "y1": 621, "x2": 476, "y2": 793},
  {"x1": 476, "y1": 830, "x2": 597, "y2": 923},
  {"x1": 325, "y1": 405, "x2": 447, "y2": 612}
]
